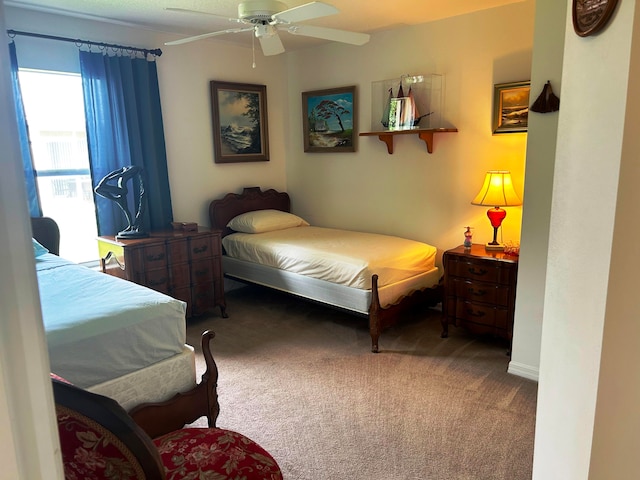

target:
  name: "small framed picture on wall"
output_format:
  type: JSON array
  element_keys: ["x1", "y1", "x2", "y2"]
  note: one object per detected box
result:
[{"x1": 492, "y1": 81, "x2": 530, "y2": 134}]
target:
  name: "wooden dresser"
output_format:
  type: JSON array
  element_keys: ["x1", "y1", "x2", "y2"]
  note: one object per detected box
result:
[
  {"x1": 97, "y1": 228, "x2": 227, "y2": 319},
  {"x1": 442, "y1": 244, "x2": 518, "y2": 345}
]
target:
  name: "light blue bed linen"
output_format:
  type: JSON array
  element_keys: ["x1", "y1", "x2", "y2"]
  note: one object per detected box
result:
[{"x1": 36, "y1": 253, "x2": 187, "y2": 387}]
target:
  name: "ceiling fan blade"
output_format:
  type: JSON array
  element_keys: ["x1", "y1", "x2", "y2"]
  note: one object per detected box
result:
[
  {"x1": 164, "y1": 27, "x2": 253, "y2": 46},
  {"x1": 259, "y1": 33, "x2": 285, "y2": 56},
  {"x1": 273, "y1": 1, "x2": 338, "y2": 24},
  {"x1": 165, "y1": 7, "x2": 240, "y2": 24},
  {"x1": 285, "y1": 25, "x2": 370, "y2": 46}
]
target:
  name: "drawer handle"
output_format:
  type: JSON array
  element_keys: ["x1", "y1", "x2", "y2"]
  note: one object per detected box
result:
[
  {"x1": 146, "y1": 253, "x2": 165, "y2": 261},
  {"x1": 193, "y1": 245, "x2": 208, "y2": 254},
  {"x1": 467, "y1": 267, "x2": 488, "y2": 276},
  {"x1": 195, "y1": 269, "x2": 209, "y2": 276},
  {"x1": 148, "y1": 278, "x2": 167, "y2": 286},
  {"x1": 468, "y1": 288, "x2": 487, "y2": 297},
  {"x1": 466, "y1": 308, "x2": 486, "y2": 318}
]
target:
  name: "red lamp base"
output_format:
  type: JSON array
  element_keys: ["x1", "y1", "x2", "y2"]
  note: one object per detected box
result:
[{"x1": 485, "y1": 207, "x2": 507, "y2": 250}]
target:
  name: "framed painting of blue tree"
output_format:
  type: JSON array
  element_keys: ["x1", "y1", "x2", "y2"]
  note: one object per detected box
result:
[{"x1": 302, "y1": 86, "x2": 357, "y2": 152}]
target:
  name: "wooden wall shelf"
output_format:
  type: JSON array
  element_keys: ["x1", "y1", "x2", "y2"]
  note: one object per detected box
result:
[{"x1": 359, "y1": 128, "x2": 458, "y2": 154}]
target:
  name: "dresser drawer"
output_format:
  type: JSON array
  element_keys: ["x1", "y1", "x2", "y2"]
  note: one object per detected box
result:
[
  {"x1": 140, "y1": 244, "x2": 168, "y2": 270},
  {"x1": 452, "y1": 278, "x2": 511, "y2": 307},
  {"x1": 191, "y1": 259, "x2": 214, "y2": 284},
  {"x1": 189, "y1": 236, "x2": 213, "y2": 260},
  {"x1": 141, "y1": 268, "x2": 170, "y2": 294},
  {"x1": 451, "y1": 299, "x2": 509, "y2": 330},
  {"x1": 167, "y1": 239, "x2": 189, "y2": 264},
  {"x1": 169, "y1": 262, "x2": 190, "y2": 289},
  {"x1": 191, "y1": 283, "x2": 215, "y2": 315},
  {"x1": 447, "y1": 257, "x2": 512, "y2": 285},
  {"x1": 99, "y1": 228, "x2": 226, "y2": 318}
]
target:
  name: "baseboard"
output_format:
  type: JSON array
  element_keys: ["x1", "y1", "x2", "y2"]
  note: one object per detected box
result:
[{"x1": 507, "y1": 360, "x2": 539, "y2": 382}]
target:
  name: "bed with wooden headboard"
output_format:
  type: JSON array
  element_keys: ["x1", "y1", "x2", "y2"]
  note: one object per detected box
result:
[{"x1": 209, "y1": 187, "x2": 443, "y2": 352}]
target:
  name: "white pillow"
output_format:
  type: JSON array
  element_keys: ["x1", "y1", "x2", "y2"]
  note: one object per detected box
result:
[{"x1": 227, "y1": 209, "x2": 309, "y2": 233}]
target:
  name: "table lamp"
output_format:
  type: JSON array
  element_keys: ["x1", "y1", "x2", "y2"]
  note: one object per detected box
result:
[{"x1": 471, "y1": 170, "x2": 522, "y2": 251}]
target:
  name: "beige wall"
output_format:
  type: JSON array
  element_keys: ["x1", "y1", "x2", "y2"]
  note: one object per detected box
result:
[
  {"x1": 510, "y1": 0, "x2": 566, "y2": 380},
  {"x1": 533, "y1": 0, "x2": 640, "y2": 478},
  {"x1": 7, "y1": 1, "x2": 534, "y2": 260},
  {"x1": 285, "y1": 2, "x2": 534, "y2": 256}
]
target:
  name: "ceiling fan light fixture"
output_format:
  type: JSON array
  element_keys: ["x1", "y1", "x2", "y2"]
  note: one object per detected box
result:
[
  {"x1": 239, "y1": 0, "x2": 286, "y2": 23},
  {"x1": 255, "y1": 24, "x2": 277, "y2": 38}
]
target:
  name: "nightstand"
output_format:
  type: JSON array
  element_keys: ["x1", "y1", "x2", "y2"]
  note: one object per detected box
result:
[
  {"x1": 441, "y1": 244, "x2": 518, "y2": 346},
  {"x1": 97, "y1": 227, "x2": 227, "y2": 319}
]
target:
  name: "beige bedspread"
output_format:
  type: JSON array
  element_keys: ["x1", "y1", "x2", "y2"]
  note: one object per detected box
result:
[{"x1": 222, "y1": 226, "x2": 437, "y2": 289}]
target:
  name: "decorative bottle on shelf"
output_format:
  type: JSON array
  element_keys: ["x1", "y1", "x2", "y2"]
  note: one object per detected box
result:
[{"x1": 464, "y1": 226, "x2": 473, "y2": 248}]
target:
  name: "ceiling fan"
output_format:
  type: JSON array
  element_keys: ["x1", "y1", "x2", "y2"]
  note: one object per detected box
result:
[{"x1": 164, "y1": 0, "x2": 370, "y2": 56}]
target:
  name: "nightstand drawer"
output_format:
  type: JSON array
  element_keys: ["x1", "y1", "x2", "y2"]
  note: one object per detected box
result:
[
  {"x1": 452, "y1": 278, "x2": 511, "y2": 307},
  {"x1": 447, "y1": 257, "x2": 512, "y2": 285},
  {"x1": 453, "y1": 299, "x2": 509, "y2": 330},
  {"x1": 441, "y1": 244, "x2": 518, "y2": 344}
]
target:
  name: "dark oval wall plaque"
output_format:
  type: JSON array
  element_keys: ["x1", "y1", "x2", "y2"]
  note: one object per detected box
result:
[{"x1": 572, "y1": 0, "x2": 619, "y2": 37}]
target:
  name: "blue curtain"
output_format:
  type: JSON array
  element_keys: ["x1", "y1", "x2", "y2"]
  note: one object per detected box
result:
[
  {"x1": 80, "y1": 50, "x2": 173, "y2": 236},
  {"x1": 8, "y1": 41, "x2": 42, "y2": 217}
]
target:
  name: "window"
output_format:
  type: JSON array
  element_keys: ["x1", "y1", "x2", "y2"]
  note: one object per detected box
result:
[{"x1": 19, "y1": 69, "x2": 98, "y2": 263}]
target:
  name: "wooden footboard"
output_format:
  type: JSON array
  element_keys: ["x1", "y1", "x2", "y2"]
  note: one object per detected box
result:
[
  {"x1": 369, "y1": 274, "x2": 443, "y2": 353},
  {"x1": 129, "y1": 330, "x2": 219, "y2": 438}
]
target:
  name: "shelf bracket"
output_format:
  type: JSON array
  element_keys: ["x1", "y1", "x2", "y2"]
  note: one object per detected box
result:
[
  {"x1": 418, "y1": 131, "x2": 434, "y2": 153},
  {"x1": 377, "y1": 134, "x2": 394, "y2": 154}
]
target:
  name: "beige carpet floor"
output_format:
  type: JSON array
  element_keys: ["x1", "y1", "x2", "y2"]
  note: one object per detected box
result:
[{"x1": 186, "y1": 285, "x2": 537, "y2": 480}]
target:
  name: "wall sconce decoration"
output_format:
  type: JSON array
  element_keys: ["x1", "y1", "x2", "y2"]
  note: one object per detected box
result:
[
  {"x1": 530, "y1": 81, "x2": 560, "y2": 113},
  {"x1": 471, "y1": 171, "x2": 522, "y2": 251}
]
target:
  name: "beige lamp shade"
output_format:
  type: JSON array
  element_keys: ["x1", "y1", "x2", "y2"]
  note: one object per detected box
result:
[
  {"x1": 471, "y1": 170, "x2": 522, "y2": 250},
  {"x1": 471, "y1": 171, "x2": 522, "y2": 207}
]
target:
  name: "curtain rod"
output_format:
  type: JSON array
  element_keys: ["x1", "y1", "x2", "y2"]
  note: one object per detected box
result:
[{"x1": 7, "y1": 29, "x2": 162, "y2": 57}]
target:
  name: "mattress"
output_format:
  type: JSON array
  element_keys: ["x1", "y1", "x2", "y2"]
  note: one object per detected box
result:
[
  {"x1": 88, "y1": 345, "x2": 196, "y2": 411},
  {"x1": 223, "y1": 255, "x2": 440, "y2": 310},
  {"x1": 222, "y1": 226, "x2": 437, "y2": 289},
  {"x1": 36, "y1": 253, "x2": 187, "y2": 388}
]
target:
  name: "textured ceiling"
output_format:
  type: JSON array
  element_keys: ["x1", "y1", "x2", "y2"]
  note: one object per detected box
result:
[{"x1": 5, "y1": 0, "x2": 526, "y2": 51}]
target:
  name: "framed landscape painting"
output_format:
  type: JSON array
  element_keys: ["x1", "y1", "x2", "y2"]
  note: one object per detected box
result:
[
  {"x1": 302, "y1": 86, "x2": 357, "y2": 152},
  {"x1": 492, "y1": 81, "x2": 530, "y2": 134},
  {"x1": 210, "y1": 81, "x2": 269, "y2": 163}
]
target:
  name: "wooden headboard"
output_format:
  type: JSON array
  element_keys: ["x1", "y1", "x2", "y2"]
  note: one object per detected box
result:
[{"x1": 209, "y1": 187, "x2": 290, "y2": 237}]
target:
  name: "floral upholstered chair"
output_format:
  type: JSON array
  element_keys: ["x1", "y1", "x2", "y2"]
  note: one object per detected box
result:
[{"x1": 52, "y1": 331, "x2": 282, "y2": 480}]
